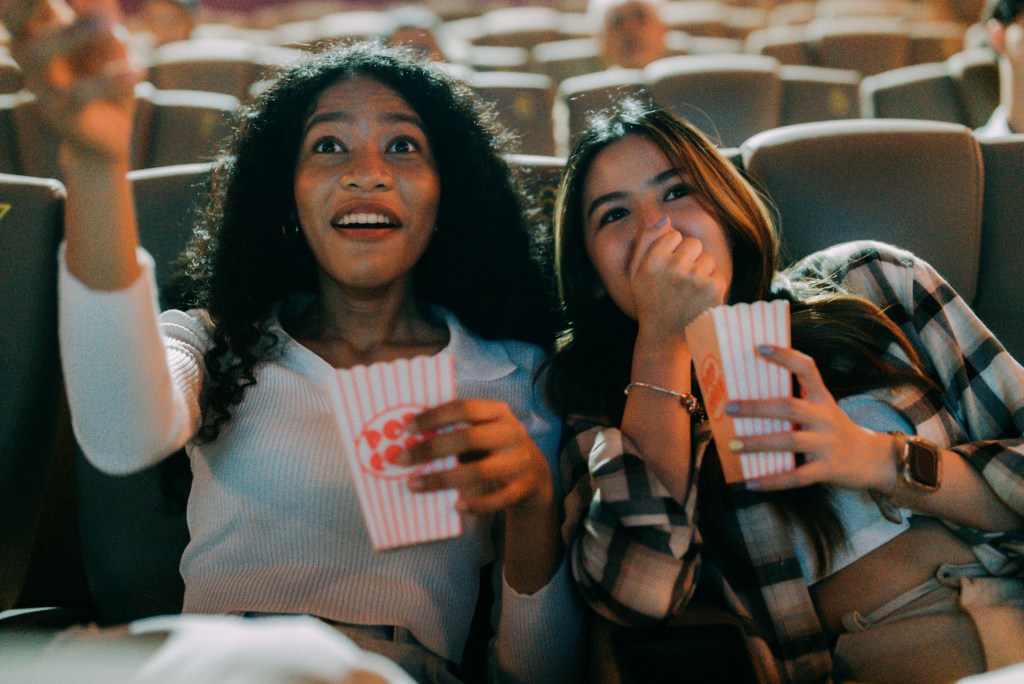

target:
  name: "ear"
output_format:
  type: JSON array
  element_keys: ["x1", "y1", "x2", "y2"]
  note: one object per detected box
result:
[{"x1": 988, "y1": 18, "x2": 1007, "y2": 54}]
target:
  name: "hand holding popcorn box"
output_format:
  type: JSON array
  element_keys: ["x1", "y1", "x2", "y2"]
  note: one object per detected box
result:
[
  {"x1": 327, "y1": 354, "x2": 461, "y2": 551},
  {"x1": 684, "y1": 300, "x2": 794, "y2": 483}
]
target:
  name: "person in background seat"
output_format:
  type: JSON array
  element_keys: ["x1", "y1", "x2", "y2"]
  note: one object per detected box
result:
[
  {"x1": 978, "y1": 0, "x2": 1024, "y2": 135},
  {"x1": 589, "y1": 0, "x2": 668, "y2": 70}
]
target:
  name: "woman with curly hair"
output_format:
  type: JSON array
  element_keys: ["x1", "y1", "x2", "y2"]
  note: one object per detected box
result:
[
  {"x1": 548, "y1": 101, "x2": 1024, "y2": 683},
  {"x1": 4, "y1": 2, "x2": 580, "y2": 681}
]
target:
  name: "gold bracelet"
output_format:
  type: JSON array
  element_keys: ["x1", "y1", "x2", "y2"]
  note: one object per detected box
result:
[{"x1": 624, "y1": 382, "x2": 706, "y2": 420}]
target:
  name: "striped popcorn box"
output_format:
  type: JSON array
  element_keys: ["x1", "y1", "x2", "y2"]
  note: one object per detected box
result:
[
  {"x1": 685, "y1": 300, "x2": 793, "y2": 483},
  {"x1": 327, "y1": 353, "x2": 461, "y2": 551}
]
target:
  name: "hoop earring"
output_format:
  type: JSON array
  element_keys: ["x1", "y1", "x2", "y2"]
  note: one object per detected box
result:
[{"x1": 281, "y1": 222, "x2": 301, "y2": 239}]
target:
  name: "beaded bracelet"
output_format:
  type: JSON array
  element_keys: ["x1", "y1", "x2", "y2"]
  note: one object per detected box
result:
[{"x1": 624, "y1": 382, "x2": 707, "y2": 420}]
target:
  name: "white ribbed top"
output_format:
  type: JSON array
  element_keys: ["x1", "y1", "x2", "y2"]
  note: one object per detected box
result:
[{"x1": 58, "y1": 247, "x2": 582, "y2": 682}]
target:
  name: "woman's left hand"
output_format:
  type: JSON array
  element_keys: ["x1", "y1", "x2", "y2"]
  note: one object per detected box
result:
[
  {"x1": 724, "y1": 345, "x2": 896, "y2": 493},
  {"x1": 397, "y1": 399, "x2": 555, "y2": 516}
]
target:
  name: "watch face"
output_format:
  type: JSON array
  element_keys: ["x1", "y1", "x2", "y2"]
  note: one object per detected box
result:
[{"x1": 907, "y1": 439, "x2": 941, "y2": 489}]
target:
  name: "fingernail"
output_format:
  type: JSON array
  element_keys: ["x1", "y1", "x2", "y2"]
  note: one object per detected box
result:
[
  {"x1": 455, "y1": 500, "x2": 469, "y2": 513},
  {"x1": 395, "y1": 449, "x2": 411, "y2": 466},
  {"x1": 407, "y1": 476, "x2": 423, "y2": 491},
  {"x1": 757, "y1": 344, "x2": 773, "y2": 355},
  {"x1": 728, "y1": 439, "x2": 744, "y2": 452},
  {"x1": 655, "y1": 215, "x2": 668, "y2": 228},
  {"x1": 725, "y1": 402, "x2": 739, "y2": 415},
  {"x1": 403, "y1": 417, "x2": 418, "y2": 432},
  {"x1": 745, "y1": 480, "x2": 761, "y2": 490}
]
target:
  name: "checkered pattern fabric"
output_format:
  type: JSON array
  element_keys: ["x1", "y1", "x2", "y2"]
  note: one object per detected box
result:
[{"x1": 561, "y1": 241, "x2": 1024, "y2": 683}]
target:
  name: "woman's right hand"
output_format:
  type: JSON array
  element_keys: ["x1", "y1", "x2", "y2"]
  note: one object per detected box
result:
[
  {"x1": 2, "y1": 0, "x2": 137, "y2": 163},
  {"x1": 627, "y1": 216, "x2": 724, "y2": 341}
]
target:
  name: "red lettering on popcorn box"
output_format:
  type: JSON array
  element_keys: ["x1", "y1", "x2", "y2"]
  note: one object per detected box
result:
[{"x1": 357, "y1": 406, "x2": 437, "y2": 479}]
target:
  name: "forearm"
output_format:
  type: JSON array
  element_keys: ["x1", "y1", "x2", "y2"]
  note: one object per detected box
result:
[
  {"x1": 875, "y1": 437, "x2": 1024, "y2": 531},
  {"x1": 621, "y1": 329, "x2": 695, "y2": 501},
  {"x1": 62, "y1": 149, "x2": 141, "y2": 289},
  {"x1": 502, "y1": 493, "x2": 562, "y2": 595}
]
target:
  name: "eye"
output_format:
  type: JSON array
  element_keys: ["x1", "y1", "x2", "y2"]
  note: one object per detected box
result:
[
  {"x1": 312, "y1": 137, "x2": 344, "y2": 154},
  {"x1": 664, "y1": 184, "x2": 691, "y2": 201},
  {"x1": 597, "y1": 206, "x2": 628, "y2": 227},
  {"x1": 387, "y1": 136, "x2": 420, "y2": 154}
]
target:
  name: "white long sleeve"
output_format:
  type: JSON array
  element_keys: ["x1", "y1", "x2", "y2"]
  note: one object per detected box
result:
[{"x1": 58, "y1": 244, "x2": 202, "y2": 474}]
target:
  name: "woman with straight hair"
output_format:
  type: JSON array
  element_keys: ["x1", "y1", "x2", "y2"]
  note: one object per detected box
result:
[
  {"x1": 2, "y1": 1, "x2": 581, "y2": 681},
  {"x1": 548, "y1": 100, "x2": 1024, "y2": 683}
]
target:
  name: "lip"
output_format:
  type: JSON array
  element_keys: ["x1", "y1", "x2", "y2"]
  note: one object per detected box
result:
[{"x1": 330, "y1": 201, "x2": 402, "y2": 229}]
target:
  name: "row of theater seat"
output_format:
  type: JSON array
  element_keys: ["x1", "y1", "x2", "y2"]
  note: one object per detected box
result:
[
  {"x1": 0, "y1": 46, "x2": 999, "y2": 168},
  {"x1": 1, "y1": 119, "x2": 1021, "y2": 679}
]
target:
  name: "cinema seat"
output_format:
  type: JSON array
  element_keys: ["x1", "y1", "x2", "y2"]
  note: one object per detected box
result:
[
  {"x1": 974, "y1": 135, "x2": 1024, "y2": 363},
  {"x1": 0, "y1": 51, "x2": 22, "y2": 94},
  {"x1": 469, "y1": 71, "x2": 556, "y2": 156},
  {"x1": 645, "y1": 54, "x2": 783, "y2": 147},
  {"x1": 741, "y1": 119, "x2": 983, "y2": 302},
  {"x1": 0, "y1": 174, "x2": 66, "y2": 613},
  {"x1": 555, "y1": 69, "x2": 649, "y2": 155}
]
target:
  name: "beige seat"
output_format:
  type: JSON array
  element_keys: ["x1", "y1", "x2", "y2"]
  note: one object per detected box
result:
[
  {"x1": 0, "y1": 173, "x2": 66, "y2": 614},
  {"x1": 0, "y1": 85, "x2": 236, "y2": 180},
  {"x1": 974, "y1": 135, "x2": 1024, "y2": 363},
  {"x1": 908, "y1": 21, "x2": 969, "y2": 65},
  {"x1": 660, "y1": 1, "x2": 732, "y2": 39},
  {"x1": 745, "y1": 24, "x2": 813, "y2": 65},
  {"x1": 467, "y1": 7, "x2": 570, "y2": 50},
  {"x1": 779, "y1": 65, "x2": 860, "y2": 124},
  {"x1": 740, "y1": 119, "x2": 983, "y2": 302},
  {"x1": 645, "y1": 54, "x2": 783, "y2": 147},
  {"x1": 860, "y1": 49, "x2": 999, "y2": 129},
  {"x1": 0, "y1": 51, "x2": 22, "y2": 94},
  {"x1": 468, "y1": 71, "x2": 555, "y2": 156},
  {"x1": 807, "y1": 17, "x2": 911, "y2": 76},
  {"x1": 531, "y1": 38, "x2": 603, "y2": 86},
  {"x1": 147, "y1": 39, "x2": 304, "y2": 102},
  {"x1": 555, "y1": 69, "x2": 649, "y2": 155}
]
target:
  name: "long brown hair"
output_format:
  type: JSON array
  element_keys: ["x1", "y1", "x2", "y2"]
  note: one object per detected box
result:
[{"x1": 547, "y1": 101, "x2": 934, "y2": 575}]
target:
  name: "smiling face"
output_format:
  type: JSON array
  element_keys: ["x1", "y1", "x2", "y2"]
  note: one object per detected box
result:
[
  {"x1": 581, "y1": 133, "x2": 733, "y2": 320},
  {"x1": 293, "y1": 76, "x2": 441, "y2": 300}
]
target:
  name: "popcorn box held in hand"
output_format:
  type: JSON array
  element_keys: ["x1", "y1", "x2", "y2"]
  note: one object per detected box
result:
[
  {"x1": 327, "y1": 354, "x2": 461, "y2": 551},
  {"x1": 684, "y1": 301, "x2": 794, "y2": 483}
]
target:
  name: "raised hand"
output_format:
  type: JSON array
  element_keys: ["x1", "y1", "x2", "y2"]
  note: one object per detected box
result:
[
  {"x1": 628, "y1": 216, "x2": 725, "y2": 341},
  {"x1": 2, "y1": 0, "x2": 138, "y2": 161},
  {"x1": 397, "y1": 399, "x2": 555, "y2": 516},
  {"x1": 723, "y1": 345, "x2": 897, "y2": 493}
]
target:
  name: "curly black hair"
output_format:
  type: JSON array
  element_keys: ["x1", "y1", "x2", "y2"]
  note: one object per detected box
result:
[{"x1": 171, "y1": 42, "x2": 557, "y2": 441}]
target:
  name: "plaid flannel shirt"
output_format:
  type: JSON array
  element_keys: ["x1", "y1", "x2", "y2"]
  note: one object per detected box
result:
[{"x1": 561, "y1": 241, "x2": 1024, "y2": 683}]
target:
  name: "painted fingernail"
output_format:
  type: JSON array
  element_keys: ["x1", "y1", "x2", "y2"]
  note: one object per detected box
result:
[
  {"x1": 655, "y1": 215, "x2": 668, "y2": 228},
  {"x1": 757, "y1": 344, "x2": 773, "y2": 355},
  {"x1": 728, "y1": 439, "x2": 744, "y2": 452},
  {"x1": 725, "y1": 402, "x2": 739, "y2": 415}
]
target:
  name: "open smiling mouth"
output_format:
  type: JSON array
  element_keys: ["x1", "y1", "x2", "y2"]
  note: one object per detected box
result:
[{"x1": 331, "y1": 213, "x2": 402, "y2": 230}]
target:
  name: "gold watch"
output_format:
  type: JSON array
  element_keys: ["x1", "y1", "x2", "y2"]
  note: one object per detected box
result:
[{"x1": 890, "y1": 433, "x2": 942, "y2": 506}]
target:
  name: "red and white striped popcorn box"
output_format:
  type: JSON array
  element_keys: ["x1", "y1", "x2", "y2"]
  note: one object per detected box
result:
[
  {"x1": 327, "y1": 353, "x2": 461, "y2": 551},
  {"x1": 684, "y1": 300, "x2": 793, "y2": 483}
]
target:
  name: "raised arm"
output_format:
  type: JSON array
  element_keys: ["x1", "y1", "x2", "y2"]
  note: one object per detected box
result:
[{"x1": 3, "y1": 0, "x2": 141, "y2": 287}]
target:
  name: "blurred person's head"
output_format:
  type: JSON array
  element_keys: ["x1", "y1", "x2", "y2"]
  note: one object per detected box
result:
[
  {"x1": 136, "y1": 0, "x2": 196, "y2": 46},
  {"x1": 384, "y1": 5, "x2": 446, "y2": 63},
  {"x1": 590, "y1": 0, "x2": 667, "y2": 69}
]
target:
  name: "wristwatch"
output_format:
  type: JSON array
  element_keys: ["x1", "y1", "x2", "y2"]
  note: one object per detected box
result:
[{"x1": 890, "y1": 433, "x2": 942, "y2": 506}]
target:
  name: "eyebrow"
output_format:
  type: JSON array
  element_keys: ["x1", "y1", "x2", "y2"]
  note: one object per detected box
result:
[
  {"x1": 302, "y1": 111, "x2": 425, "y2": 136},
  {"x1": 585, "y1": 167, "x2": 681, "y2": 220}
]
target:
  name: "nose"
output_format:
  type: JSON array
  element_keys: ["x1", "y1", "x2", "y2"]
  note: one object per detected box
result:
[{"x1": 341, "y1": 149, "x2": 393, "y2": 191}]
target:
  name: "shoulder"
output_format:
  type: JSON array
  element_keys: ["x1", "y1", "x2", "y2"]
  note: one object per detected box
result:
[
  {"x1": 159, "y1": 307, "x2": 215, "y2": 351},
  {"x1": 783, "y1": 240, "x2": 917, "y2": 282}
]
